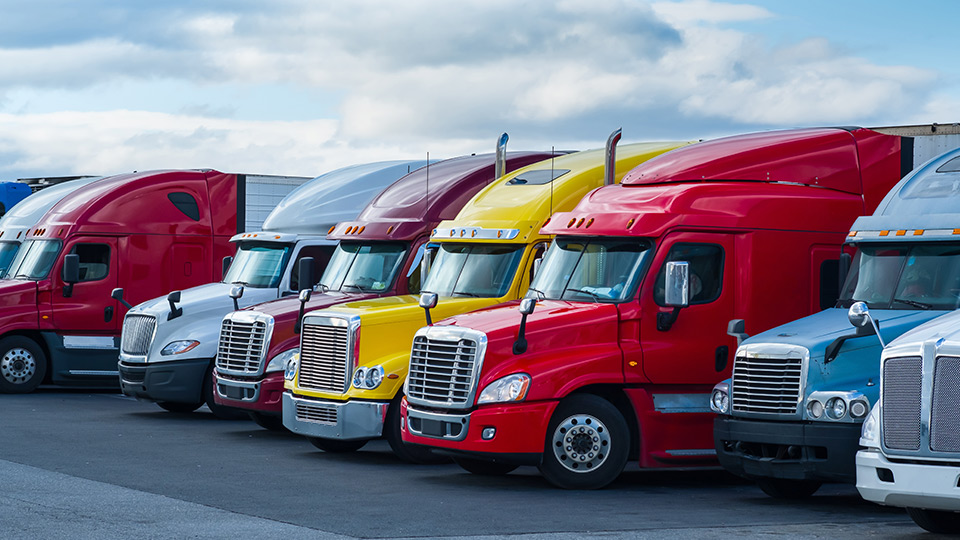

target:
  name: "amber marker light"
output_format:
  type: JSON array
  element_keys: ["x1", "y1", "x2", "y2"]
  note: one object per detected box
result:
[
  {"x1": 848, "y1": 231, "x2": 857, "y2": 237},
  {"x1": 388, "y1": 225, "x2": 395, "y2": 235},
  {"x1": 896, "y1": 230, "x2": 906, "y2": 236},
  {"x1": 586, "y1": 218, "x2": 594, "y2": 228},
  {"x1": 327, "y1": 226, "x2": 335, "y2": 234},
  {"x1": 879, "y1": 230, "x2": 890, "y2": 236},
  {"x1": 626, "y1": 218, "x2": 635, "y2": 229},
  {"x1": 358, "y1": 226, "x2": 365, "y2": 234},
  {"x1": 576, "y1": 218, "x2": 584, "y2": 228},
  {"x1": 497, "y1": 230, "x2": 503, "y2": 238},
  {"x1": 567, "y1": 218, "x2": 576, "y2": 227},
  {"x1": 471, "y1": 230, "x2": 477, "y2": 237},
  {"x1": 914, "y1": 230, "x2": 924, "y2": 236},
  {"x1": 460, "y1": 229, "x2": 465, "y2": 237}
]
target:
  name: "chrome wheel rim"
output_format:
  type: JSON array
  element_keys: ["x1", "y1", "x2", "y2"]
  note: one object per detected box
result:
[
  {"x1": 1, "y1": 348, "x2": 36, "y2": 385},
  {"x1": 551, "y1": 413, "x2": 611, "y2": 473}
]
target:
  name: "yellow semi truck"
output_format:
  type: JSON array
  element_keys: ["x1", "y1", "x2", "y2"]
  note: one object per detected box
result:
[{"x1": 282, "y1": 134, "x2": 692, "y2": 461}]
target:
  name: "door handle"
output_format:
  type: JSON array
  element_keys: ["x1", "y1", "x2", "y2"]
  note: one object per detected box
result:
[
  {"x1": 715, "y1": 345, "x2": 728, "y2": 372},
  {"x1": 104, "y1": 306, "x2": 114, "y2": 323}
]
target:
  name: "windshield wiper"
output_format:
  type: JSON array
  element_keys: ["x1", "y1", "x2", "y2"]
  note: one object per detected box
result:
[
  {"x1": 892, "y1": 297, "x2": 933, "y2": 310},
  {"x1": 452, "y1": 291, "x2": 482, "y2": 297},
  {"x1": 564, "y1": 288, "x2": 600, "y2": 302},
  {"x1": 341, "y1": 284, "x2": 366, "y2": 292}
]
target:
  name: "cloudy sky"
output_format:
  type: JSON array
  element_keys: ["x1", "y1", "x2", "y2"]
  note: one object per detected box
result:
[{"x1": 0, "y1": 0, "x2": 956, "y2": 179}]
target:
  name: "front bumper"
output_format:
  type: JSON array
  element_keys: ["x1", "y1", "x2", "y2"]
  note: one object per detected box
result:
[
  {"x1": 213, "y1": 369, "x2": 285, "y2": 413},
  {"x1": 118, "y1": 358, "x2": 210, "y2": 404},
  {"x1": 857, "y1": 449, "x2": 960, "y2": 511},
  {"x1": 282, "y1": 392, "x2": 389, "y2": 441},
  {"x1": 714, "y1": 416, "x2": 861, "y2": 483},
  {"x1": 400, "y1": 398, "x2": 556, "y2": 463}
]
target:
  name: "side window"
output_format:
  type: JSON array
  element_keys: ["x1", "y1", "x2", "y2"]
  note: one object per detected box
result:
[
  {"x1": 654, "y1": 243, "x2": 723, "y2": 306},
  {"x1": 819, "y1": 259, "x2": 840, "y2": 310},
  {"x1": 529, "y1": 242, "x2": 548, "y2": 284},
  {"x1": 168, "y1": 192, "x2": 200, "y2": 221},
  {"x1": 70, "y1": 243, "x2": 110, "y2": 282},
  {"x1": 290, "y1": 246, "x2": 334, "y2": 291}
]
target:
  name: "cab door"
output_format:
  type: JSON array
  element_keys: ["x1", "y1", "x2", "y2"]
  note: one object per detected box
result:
[
  {"x1": 52, "y1": 237, "x2": 120, "y2": 334},
  {"x1": 639, "y1": 232, "x2": 736, "y2": 385}
]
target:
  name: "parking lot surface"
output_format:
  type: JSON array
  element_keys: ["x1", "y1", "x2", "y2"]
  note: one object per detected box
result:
[{"x1": 0, "y1": 390, "x2": 925, "y2": 539}]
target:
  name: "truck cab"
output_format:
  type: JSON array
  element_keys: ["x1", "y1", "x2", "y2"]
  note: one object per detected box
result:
[
  {"x1": 713, "y1": 130, "x2": 960, "y2": 498},
  {"x1": 212, "y1": 146, "x2": 557, "y2": 431},
  {"x1": 399, "y1": 126, "x2": 918, "y2": 489},
  {"x1": 118, "y1": 161, "x2": 426, "y2": 416},
  {"x1": 0, "y1": 181, "x2": 33, "y2": 216},
  {"x1": 855, "y1": 147, "x2": 960, "y2": 534},
  {"x1": 282, "y1": 136, "x2": 690, "y2": 460},
  {"x1": 0, "y1": 169, "x2": 310, "y2": 393}
]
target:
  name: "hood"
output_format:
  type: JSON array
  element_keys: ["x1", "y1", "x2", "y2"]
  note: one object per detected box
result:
[
  {"x1": 439, "y1": 299, "x2": 622, "y2": 395},
  {"x1": 743, "y1": 308, "x2": 948, "y2": 359},
  {"x1": 127, "y1": 281, "x2": 281, "y2": 362},
  {"x1": 319, "y1": 294, "x2": 501, "y2": 329},
  {"x1": 887, "y1": 309, "x2": 960, "y2": 349}
]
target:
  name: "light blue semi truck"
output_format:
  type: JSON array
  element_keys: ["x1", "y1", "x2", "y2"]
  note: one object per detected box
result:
[{"x1": 710, "y1": 127, "x2": 960, "y2": 498}]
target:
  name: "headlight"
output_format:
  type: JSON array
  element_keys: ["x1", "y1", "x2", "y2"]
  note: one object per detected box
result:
[
  {"x1": 710, "y1": 382, "x2": 729, "y2": 414},
  {"x1": 160, "y1": 340, "x2": 200, "y2": 356},
  {"x1": 807, "y1": 400, "x2": 823, "y2": 419},
  {"x1": 860, "y1": 403, "x2": 880, "y2": 448},
  {"x1": 267, "y1": 348, "x2": 299, "y2": 374},
  {"x1": 477, "y1": 374, "x2": 530, "y2": 404},
  {"x1": 352, "y1": 366, "x2": 384, "y2": 390},
  {"x1": 284, "y1": 355, "x2": 299, "y2": 381},
  {"x1": 826, "y1": 397, "x2": 847, "y2": 420}
]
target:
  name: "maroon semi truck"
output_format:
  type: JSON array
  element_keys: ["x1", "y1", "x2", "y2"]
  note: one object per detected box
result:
[{"x1": 0, "y1": 169, "x2": 308, "y2": 393}]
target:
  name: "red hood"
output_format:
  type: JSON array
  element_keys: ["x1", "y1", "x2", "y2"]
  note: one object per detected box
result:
[
  {"x1": 0, "y1": 279, "x2": 40, "y2": 330},
  {"x1": 0, "y1": 279, "x2": 40, "y2": 301}
]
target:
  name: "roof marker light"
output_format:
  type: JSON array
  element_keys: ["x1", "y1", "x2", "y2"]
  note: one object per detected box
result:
[
  {"x1": 460, "y1": 229, "x2": 465, "y2": 237},
  {"x1": 586, "y1": 218, "x2": 594, "y2": 228},
  {"x1": 387, "y1": 225, "x2": 395, "y2": 235},
  {"x1": 497, "y1": 230, "x2": 502, "y2": 238},
  {"x1": 627, "y1": 218, "x2": 635, "y2": 229},
  {"x1": 879, "y1": 230, "x2": 890, "y2": 236},
  {"x1": 358, "y1": 226, "x2": 365, "y2": 234},
  {"x1": 567, "y1": 218, "x2": 576, "y2": 227},
  {"x1": 327, "y1": 226, "x2": 335, "y2": 234},
  {"x1": 471, "y1": 230, "x2": 477, "y2": 237},
  {"x1": 954, "y1": 229, "x2": 960, "y2": 235},
  {"x1": 543, "y1": 217, "x2": 551, "y2": 227},
  {"x1": 576, "y1": 218, "x2": 584, "y2": 228},
  {"x1": 848, "y1": 231, "x2": 857, "y2": 237},
  {"x1": 914, "y1": 230, "x2": 924, "y2": 236},
  {"x1": 449, "y1": 230, "x2": 455, "y2": 237},
  {"x1": 896, "y1": 230, "x2": 906, "y2": 236}
]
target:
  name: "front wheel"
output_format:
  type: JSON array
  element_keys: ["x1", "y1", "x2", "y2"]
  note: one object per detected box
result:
[
  {"x1": 538, "y1": 394, "x2": 629, "y2": 489},
  {"x1": 755, "y1": 478, "x2": 822, "y2": 499},
  {"x1": 308, "y1": 437, "x2": 368, "y2": 453},
  {"x1": 0, "y1": 336, "x2": 48, "y2": 394},
  {"x1": 454, "y1": 456, "x2": 518, "y2": 476},
  {"x1": 907, "y1": 507, "x2": 960, "y2": 534}
]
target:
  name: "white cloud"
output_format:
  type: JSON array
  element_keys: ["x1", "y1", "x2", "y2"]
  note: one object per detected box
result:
[{"x1": 651, "y1": 0, "x2": 773, "y2": 25}]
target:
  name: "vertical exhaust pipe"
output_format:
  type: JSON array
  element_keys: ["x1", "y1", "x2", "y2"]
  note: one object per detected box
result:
[
  {"x1": 604, "y1": 128, "x2": 622, "y2": 185},
  {"x1": 495, "y1": 132, "x2": 509, "y2": 179}
]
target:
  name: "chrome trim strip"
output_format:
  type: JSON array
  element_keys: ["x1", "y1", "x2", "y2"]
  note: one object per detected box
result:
[
  {"x1": 68, "y1": 370, "x2": 119, "y2": 376},
  {"x1": 63, "y1": 336, "x2": 117, "y2": 350},
  {"x1": 432, "y1": 226, "x2": 520, "y2": 241},
  {"x1": 651, "y1": 393, "x2": 711, "y2": 413},
  {"x1": 405, "y1": 406, "x2": 471, "y2": 441}
]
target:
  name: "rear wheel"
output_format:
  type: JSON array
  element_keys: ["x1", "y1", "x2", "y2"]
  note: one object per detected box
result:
[
  {"x1": 157, "y1": 401, "x2": 201, "y2": 413},
  {"x1": 384, "y1": 395, "x2": 449, "y2": 464},
  {"x1": 453, "y1": 456, "x2": 518, "y2": 476},
  {"x1": 249, "y1": 412, "x2": 286, "y2": 431},
  {"x1": 308, "y1": 437, "x2": 367, "y2": 453},
  {"x1": 538, "y1": 394, "x2": 629, "y2": 489},
  {"x1": 756, "y1": 478, "x2": 822, "y2": 499},
  {"x1": 0, "y1": 336, "x2": 47, "y2": 394},
  {"x1": 906, "y1": 507, "x2": 960, "y2": 534}
]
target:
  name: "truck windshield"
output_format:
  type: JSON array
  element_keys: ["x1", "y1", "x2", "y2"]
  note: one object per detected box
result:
[
  {"x1": 0, "y1": 241, "x2": 21, "y2": 276},
  {"x1": 839, "y1": 244, "x2": 960, "y2": 310},
  {"x1": 319, "y1": 242, "x2": 408, "y2": 293},
  {"x1": 5, "y1": 239, "x2": 62, "y2": 280},
  {"x1": 527, "y1": 238, "x2": 653, "y2": 303},
  {"x1": 423, "y1": 243, "x2": 524, "y2": 298},
  {"x1": 223, "y1": 242, "x2": 293, "y2": 288}
]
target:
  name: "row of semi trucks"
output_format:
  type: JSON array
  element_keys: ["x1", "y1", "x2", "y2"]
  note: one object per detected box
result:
[{"x1": 3, "y1": 125, "x2": 960, "y2": 531}]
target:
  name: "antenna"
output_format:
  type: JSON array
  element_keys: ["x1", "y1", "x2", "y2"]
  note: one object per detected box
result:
[{"x1": 550, "y1": 146, "x2": 555, "y2": 216}]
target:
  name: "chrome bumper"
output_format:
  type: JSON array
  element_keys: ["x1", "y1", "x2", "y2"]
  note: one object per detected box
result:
[
  {"x1": 216, "y1": 377, "x2": 260, "y2": 402},
  {"x1": 282, "y1": 392, "x2": 389, "y2": 440},
  {"x1": 405, "y1": 406, "x2": 471, "y2": 441}
]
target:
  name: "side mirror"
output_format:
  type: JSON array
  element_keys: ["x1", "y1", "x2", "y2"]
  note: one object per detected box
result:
[
  {"x1": 420, "y1": 249, "x2": 433, "y2": 284},
  {"x1": 838, "y1": 252, "x2": 852, "y2": 293},
  {"x1": 727, "y1": 319, "x2": 748, "y2": 347},
  {"x1": 848, "y1": 301, "x2": 886, "y2": 348},
  {"x1": 229, "y1": 284, "x2": 244, "y2": 311},
  {"x1": 664, "y1": 261, "x2": 690, "y2": 307},
  {"x1": 419, "y1": 292, "x2": 438, "y2": 326},
  {"x1": 62, "y1": 253, "x2": 79, "y2": 297},
  {"x1": 297, "y1": 257, "x2": 315, "y2": 293},
  {"x1": 112, "y1": 288, "x2": 133, "y2": 310},
  {"x1": 295, "y1": 288, "x2": 312, "y2": 334},
  {"x1": 514, "y1": 298, "x2": 537, "y2": 354},
  {"x1": 167, "y1": 290, "x2": 183, "y2": 321},
  {"x1": 221, "y1": 256, "x2": 233, "y2": 280},
  {"x1": 532, "y1": 257, "x2": 543, "y2": 279}
]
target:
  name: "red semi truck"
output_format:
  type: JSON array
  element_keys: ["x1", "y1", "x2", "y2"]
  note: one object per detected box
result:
[
  {"x1": 0, "y1": 169, "x2": 308, "y2": 393},
  {"x1": 400, "y1": 127, "x2": 917, "y2": 488},
  {"x1": 212, "y1": 148, "x2": 557, "y2": 436}
]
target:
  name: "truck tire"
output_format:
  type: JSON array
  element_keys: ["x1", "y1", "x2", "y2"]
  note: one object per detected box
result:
[
  {"x1": 203, "y1": 364, "x2": 248, "y2": 420},
  {"x1": 538, "y1": 394, "x2": 629, "y2": 489},
  {"x1": 157, "y1": 401, "x2": 201, "y2": 413},
  {"x1": 249, "y1": 412, "x2": 286, "y2": 432},
  {"x1": 453, "y1": 456, "x2": 518, "y2": 476},
  {"x1": 308, "y1": 437, "x2": 367, "y2": 453},
  {"x1": 906, "y1": 507, "x2": 960, "y2": 534},
  {"x1": 0, "y1": 336, "x2": 47, "y2": 394},
  {"x1": 384, "y1": 395, "x2": 449, "y2": 464},
  {"x1": 755, "y1": 478, "x2": 821, "y2": 499}
]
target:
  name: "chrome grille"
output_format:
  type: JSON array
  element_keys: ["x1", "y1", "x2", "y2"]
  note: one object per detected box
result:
[
  {"x1": 298, "y1": 321, "x2": 350, "y2": 393},
  {"x1": 295, "y1": 401, "x2": 338, "y2": 425},
  {"x1": 882, "y1": 356, "x2": 922, "y2": 451},
  {"x1": 216, "y1": 317, "x2": 269, "y2": 376},
  {"x1": 931, "y1": 356, "x2": 960, "y2": 453},
  {"x1": 731, "y1": 355, "x2": 802, "y2": 414},
  {"x1": 121, "y1": 315, "x2": 156, "y2": 355},
  {"x1": 407, "y1": 335, "x2": 479, "y2": 407}
]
